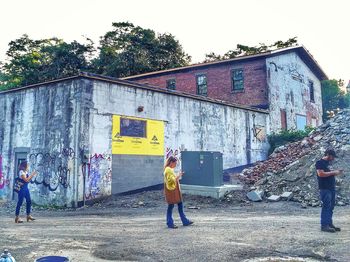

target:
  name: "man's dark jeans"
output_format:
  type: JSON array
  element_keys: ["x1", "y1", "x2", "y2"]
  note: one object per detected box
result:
[{"x1": 320, "y1": 189, "x2": 336, "y2": 227}]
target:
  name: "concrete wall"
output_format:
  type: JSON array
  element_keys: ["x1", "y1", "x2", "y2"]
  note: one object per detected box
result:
[
  {"x1": 0, "y1": 79, "x2": 84, "y2": 206},
  {"x1": 129, "y1": 58, "x2": 269, "y2": 109},
  {"x1": 88, "y1": 79, "x2": 270, "y2": 194},
  {"x1": 0, "y1": 76, "x2": 270, "y2": 205},
  {"x1": 266, "y1": 52, "x2": 323, "y2": 132}
]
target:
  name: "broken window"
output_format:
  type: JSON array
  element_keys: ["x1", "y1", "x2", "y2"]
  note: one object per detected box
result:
[
  {"x1": 308, "y1": 80, "x2": 315, "y2": 103},
  {"x1": 120, "y1": 118, "x2": 147, "y2": 138},
  {"x1": 196, "y1": 74, "x2": 207, "y2": 96},
  {"x1": 232, "y1": 69, "x2": 244, "y2": 91},
  {"x1": 166, "y1": 79, "x2": 176, "y2": 90}
]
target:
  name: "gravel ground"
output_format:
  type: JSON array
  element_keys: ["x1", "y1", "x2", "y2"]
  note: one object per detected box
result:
[{"x1": 1, "y1": 190, "x2": 350, "y2": 262}]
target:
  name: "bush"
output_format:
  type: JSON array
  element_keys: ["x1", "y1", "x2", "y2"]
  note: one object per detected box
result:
[{"x1": 268, "y1": 127, "x2": 314, "y2": 155}]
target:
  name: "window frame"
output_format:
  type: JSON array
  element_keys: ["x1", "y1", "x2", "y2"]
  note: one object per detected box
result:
[
  {"x1": 308, "y1": 80, "x2": 315, "y2": 103},
  {"x1": 231, "y1": 68, "x2": 245, "y2": 92},
  {"x1": 196, "y1": 74, "x2": 208, "y2": 96},
  {"x1": 166, "y1": 78, "x2": 176, "y2": 90}
]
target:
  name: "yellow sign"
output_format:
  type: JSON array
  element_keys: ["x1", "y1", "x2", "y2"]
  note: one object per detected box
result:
[{"x1": 112, "y1": 115, "x2": 164, "y2": 156}]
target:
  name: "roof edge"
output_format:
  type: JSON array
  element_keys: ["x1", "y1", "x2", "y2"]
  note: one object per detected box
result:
[{"x1": 0, "y1": 72, "x2": 269, "y2": 114}]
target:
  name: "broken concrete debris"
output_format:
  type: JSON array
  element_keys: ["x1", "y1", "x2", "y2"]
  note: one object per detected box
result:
[
  {"x1": 267, "y1": 195, "x2": 281, "y2": 202},
  {"x1": 246, "y1": 191, "x2": 263, "y2": 202},
  {"x1": 240, "y1": 109, "x2": 350, "y2": 207}
]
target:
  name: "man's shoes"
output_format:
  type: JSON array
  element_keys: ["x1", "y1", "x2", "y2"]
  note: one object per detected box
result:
[
  {"x1": 167, "y1": 224, "x2": 178, "y2": 229},
  {"x1": 329, "y1": 224, "x2": 341, "y2": 231},
  {"x1": 321, "y1": 226, "x2": 336, "y2": 233}
]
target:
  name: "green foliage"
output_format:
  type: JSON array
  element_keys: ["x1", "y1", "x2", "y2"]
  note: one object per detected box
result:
[
  {"x1": 204, "y1": 37, "x2": 298, "y2": 62},
  {"x1": 92, "y1": 22, "x2": 191, "y2": 78},
  {"x1": 0, "y1": 34, "x2": 94, "y2": 88},
  {"x1": 268, "y1": 127, "x2": 314, "y2": 155},
  {"x1": 321, "y1": 79, "x2": 350, "y2": 121},
  {"x1": 0, "y1": 23, "x2": 191, "y2": 90}
]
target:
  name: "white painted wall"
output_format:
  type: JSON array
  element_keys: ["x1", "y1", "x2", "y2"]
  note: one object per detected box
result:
[
  {"x1": 266, "y1": 52, "x2": 323, "y2": 133},
  {"x1": 89, "y1": 80, "x2": 270, "y2": 170}
]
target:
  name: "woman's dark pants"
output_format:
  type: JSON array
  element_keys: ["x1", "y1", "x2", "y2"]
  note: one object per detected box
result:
[{"x1": 15, "y1": 188, "x2": 31, "y2": 216}]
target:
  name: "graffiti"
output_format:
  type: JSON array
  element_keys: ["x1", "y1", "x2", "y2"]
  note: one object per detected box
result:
[
  {"x1": 83, "y1": 153, "x2": 112, "y2": 200},
  {"x1": 166, "y1": 145, "x2": 187, "y2": 162},
  {"x1": 29, "y1": 148, "x2": 75, "y2": 191},
  {"x1": 0, "y1": 155, "x2": 10, "y2": 198}
]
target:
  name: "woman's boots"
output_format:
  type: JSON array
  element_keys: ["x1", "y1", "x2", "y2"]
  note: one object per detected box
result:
[
  {"x1": 15, "y1": 215, "x2": 36, "y2": 223},
  {"x1": 27, "y1": 215, "x2": 36, "y2": 222},
  {"x1": 15, "y1": 216, "x2": 23, "y2": 223}
]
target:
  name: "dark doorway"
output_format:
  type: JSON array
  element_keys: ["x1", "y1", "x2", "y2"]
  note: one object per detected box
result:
[{"x1": 13, "y1": 149, "x2": 29, "y2": 200}]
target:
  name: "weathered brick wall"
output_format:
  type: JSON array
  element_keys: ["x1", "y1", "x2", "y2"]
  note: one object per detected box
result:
[{"x1": 130, "y1": 58, "x2": 268, "y2": 108}]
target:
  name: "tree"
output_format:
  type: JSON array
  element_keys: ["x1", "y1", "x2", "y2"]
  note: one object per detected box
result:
[
  {"x1": 0, "y1": 34, "x2": 94, "y2": 89},
  {"x1": 93, "y1": 22, "x2": 191, "y2": 77},
  {"x1": 204, "y1": 37, "x2": 298, "y2": 62},
  {"x1": 321, "y1": 79, "x2": 350, "y2": 120}
]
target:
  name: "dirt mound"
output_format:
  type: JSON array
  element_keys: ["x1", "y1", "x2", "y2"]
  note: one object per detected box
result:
[{"x1": 240, "y1": 109, "x2": 350, "y2": 207}]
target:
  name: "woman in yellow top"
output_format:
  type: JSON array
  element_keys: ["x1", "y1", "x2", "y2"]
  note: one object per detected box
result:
[{"x1": 164, "y1": 156, "x2": 193, "y2": 229}]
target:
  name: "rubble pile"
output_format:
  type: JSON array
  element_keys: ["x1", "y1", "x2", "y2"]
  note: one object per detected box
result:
[{"x1": 241, "y1": 109, "x2": 350, "y2": 207}]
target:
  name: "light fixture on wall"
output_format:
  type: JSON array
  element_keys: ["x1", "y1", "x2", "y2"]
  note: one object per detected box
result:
[{"x1": 137, "y1": 106, "x2": 144, "y2": 112}]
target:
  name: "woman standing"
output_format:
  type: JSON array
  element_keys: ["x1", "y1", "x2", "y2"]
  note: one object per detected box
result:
[
  {"x1": 164, "y1": 156, "x2": 193, "y2": 229},
  {"x1": 15, "y1": 161, "x2": 37, "y2": 223}
]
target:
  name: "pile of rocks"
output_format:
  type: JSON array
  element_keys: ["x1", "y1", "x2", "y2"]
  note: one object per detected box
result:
[{"x1": 241, "y1": 109, "x2": 350, "y2": 207}]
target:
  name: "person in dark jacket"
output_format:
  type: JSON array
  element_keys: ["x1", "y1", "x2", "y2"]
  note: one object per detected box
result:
[
  {"x1": 15, "y1": 161, "x2": 37, "y2": 223},
  {"x1": 315, "y1": 149, "x2": 343, "y2": 233}
]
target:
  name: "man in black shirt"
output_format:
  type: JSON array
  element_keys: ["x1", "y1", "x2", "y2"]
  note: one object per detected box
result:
[{"x1": 315, "y1": 149, "x2": 343, "y2": 233}]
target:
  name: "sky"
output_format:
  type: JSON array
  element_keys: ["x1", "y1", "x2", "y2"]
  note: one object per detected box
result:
[{"x1": 0, "y1": 0, "x2": 349, "y2": 83}]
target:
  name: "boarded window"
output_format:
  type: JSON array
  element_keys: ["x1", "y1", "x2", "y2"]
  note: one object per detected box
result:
[
  {"x1": 196, "y1": 74, "x2": 207, "y2": 96},
  {"x1": 232, "y1": 69, "x2": 244, "y2": 91},
  {"x1": 166, "y1": 79, "x2": 176, "y2": 90},
  {"x1": 308, "y1": 80, "x2": 315, "y2": 102},
  {"x1": 120, "y1": 118, "x2": 147, "y2": 138},
  {"x1": 280, "y1": 109, "x2": 287, "y2": 130},
  {"x1": 311, "y1": 118, "x2": 317, "y2": 128},
  {"x1": 296, "y1": 115, "x2": 307, "y2": 131}
]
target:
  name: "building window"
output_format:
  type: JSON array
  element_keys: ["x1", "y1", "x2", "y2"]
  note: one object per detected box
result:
[
  {"x1": 166, "y1": 79, "x2": 176, "y2": 90},
  {"x1": 232, "y1": 69, "x2": 244, "y2": 91},
  {"x1": 280, "y1": 109, "x2": 287, "y2": 130},
  {"x1": 120, "y1": 118, "x2": 147, "y2": 138},
  {"x1": 196, "y1": 74, "x2": 207, "y2": 96},
  {"x1": 308, "y1": 80, "x2": 315, "y2": 102},
  {"x1": 296, "y1": 115, "x2": 307, "y2": 131}
]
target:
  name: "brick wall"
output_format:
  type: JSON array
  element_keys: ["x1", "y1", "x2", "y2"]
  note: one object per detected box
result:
[{"x1": 130, "y1": 58, "x2": 268, "y2": 108}]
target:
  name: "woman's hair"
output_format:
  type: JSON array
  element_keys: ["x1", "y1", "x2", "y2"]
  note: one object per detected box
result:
[
  {"x1": 19, "y1": 161, "x2": 28, "y2": 171},
  {"x1": 164, "y1": 156, "x2": 177, "y2": 170}
]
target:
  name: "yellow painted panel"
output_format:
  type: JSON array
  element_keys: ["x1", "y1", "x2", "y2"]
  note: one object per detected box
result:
[{"x1": 112, "y1": 115, "x2": 164, "y2": 156}]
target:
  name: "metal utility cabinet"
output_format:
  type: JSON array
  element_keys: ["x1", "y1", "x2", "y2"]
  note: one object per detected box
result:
[{"x1": 181, "y1": 151, "x2": 223, "y2": 187}]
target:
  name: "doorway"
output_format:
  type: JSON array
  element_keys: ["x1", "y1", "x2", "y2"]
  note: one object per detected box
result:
[{"x1": 12, "y1": 149, "x2": 29, "y2": 200}]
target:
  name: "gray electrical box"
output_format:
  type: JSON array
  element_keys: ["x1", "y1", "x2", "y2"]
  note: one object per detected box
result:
[{"x1": 181, "y1": 151, "x2": 223, "y2": 187}]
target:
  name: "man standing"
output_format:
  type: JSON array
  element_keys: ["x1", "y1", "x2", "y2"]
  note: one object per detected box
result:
[{"x1": 315, "y1": 149, "x2": 343, "y2": 233}]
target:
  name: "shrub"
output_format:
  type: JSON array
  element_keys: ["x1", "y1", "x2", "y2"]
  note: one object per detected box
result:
[{"x1": 268, "y1": 127, "x2": 314, "y2": 155}]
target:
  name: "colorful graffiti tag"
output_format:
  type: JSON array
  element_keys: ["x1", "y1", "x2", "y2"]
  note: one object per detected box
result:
[
  {"x1": 0, "y1": 155, "x2": 10, "y2": 198},
  {"x1": 29, "y1": 148, "x2": 75, "y2": 191},
  {"x1": 83, "y1": 153, "x2": 112, "y2": 200},
  {"x1": 165, "y1": 145, "x2": 187, "y2": 162}
]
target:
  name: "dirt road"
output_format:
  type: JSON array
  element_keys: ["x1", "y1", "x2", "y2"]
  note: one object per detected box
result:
[{"x1": 1, "y1": 192, "x2": 350, "y2": 262}]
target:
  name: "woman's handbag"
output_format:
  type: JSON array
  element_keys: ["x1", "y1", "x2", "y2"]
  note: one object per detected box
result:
[
  {"x1": 164, "y1": 181, "x2": 182, "y2": 204},
  {"x1": 13, "y1": 178, "x2": 25, "y2": 193}
]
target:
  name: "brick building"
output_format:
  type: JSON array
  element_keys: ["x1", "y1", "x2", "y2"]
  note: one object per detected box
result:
[{"x1": 124, "y1": 46, "x2": 328, "y2": 132}]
